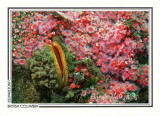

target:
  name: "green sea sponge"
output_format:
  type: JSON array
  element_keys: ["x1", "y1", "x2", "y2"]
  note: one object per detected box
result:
[
  {"x1": 27, "y1": 44, "x2": 59, "y2": 89},
  {"x1": 65, "y1": 91, "x2": 74, "y2": 99},
  {"x1": 27, "y1": 39, "x2": 76, "y2": 90}
]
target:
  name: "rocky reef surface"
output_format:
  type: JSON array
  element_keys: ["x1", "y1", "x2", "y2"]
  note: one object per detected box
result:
[{"x1": 12, "y1": 11, "x2": 149, "y2": 103}]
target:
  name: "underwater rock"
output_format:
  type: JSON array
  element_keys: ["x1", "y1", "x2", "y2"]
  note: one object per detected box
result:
[{"x1": 12, "y1": 65, "x2": 40, "y2": 103}]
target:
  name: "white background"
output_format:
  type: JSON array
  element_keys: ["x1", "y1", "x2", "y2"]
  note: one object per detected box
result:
[{"x1": 0, "y1": 0, "x2": 159, "y2": 116}]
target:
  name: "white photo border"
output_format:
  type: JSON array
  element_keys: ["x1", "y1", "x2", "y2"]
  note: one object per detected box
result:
[{"x1": 8, "y1": 7, "x2": 153, "y2": 107}]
